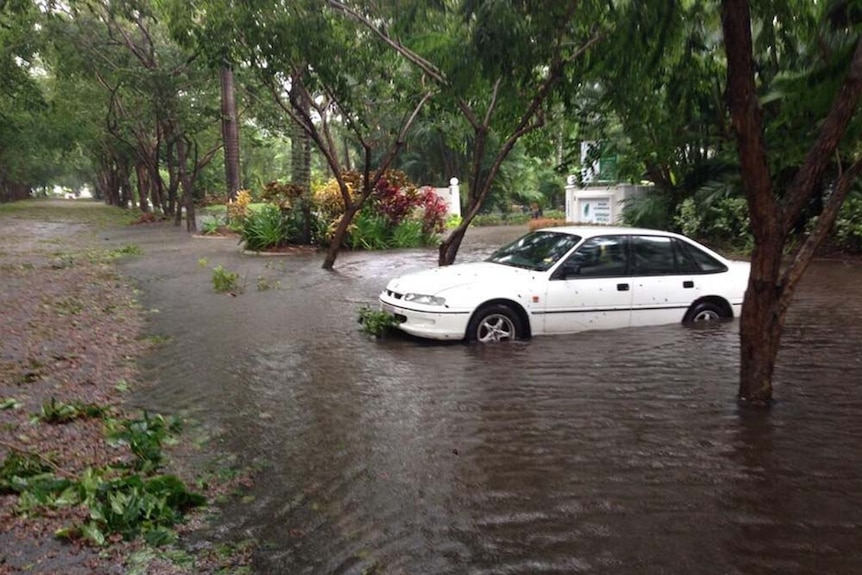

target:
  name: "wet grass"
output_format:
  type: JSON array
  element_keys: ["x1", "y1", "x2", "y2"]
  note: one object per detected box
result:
[{"x1": 0, "y1": 198, "x2": 139, "y2": 226}]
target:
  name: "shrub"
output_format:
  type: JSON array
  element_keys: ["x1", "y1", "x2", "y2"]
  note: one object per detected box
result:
[
  {"x1": 674, "y1": 196, "x2": 752, "y2": 251},
  {"x1": 212, "y1": 265, "x2": 240, "y2": 294},
  {"x1": 504, "y1": 212, "x2": 531, "y2": 225},
  {"x1": 241, "y1": 204, "x2": 294, "y2": 251},
  {"x1": 315, "y1": 171, "x2": 447, "y2": 250},
  {"x1": 348, "y1": 209, "x2": 390, "y2": 250},
  {"x1": 391, "y1": 219, "x2": 425, "y2": 248},
  {"x1": 528, "y1": 218, "x2": 568, "y2": 231},
  {"x1": 200, "y1": 217, "x2": 222, "y2": 235},
  {"x1": 260, "y1": 181, "x2": 306, "y2": 209},
  {"x1": 833, "y1": 193, "x2": 862, "y2": 253},
  {"x1": 416, "y1": 186, "x2": 449, "y2": 237},
  {"x1": 228, "y1": 189, "x2": 253, "y2": 222}
]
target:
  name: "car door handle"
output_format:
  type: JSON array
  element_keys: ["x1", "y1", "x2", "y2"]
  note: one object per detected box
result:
[
  {"x1": 683, "y1": 281, "x2": 694, "y2": 289},
  {"x1": 617, "y1": 283, "x2": 630, "y2": 291}
]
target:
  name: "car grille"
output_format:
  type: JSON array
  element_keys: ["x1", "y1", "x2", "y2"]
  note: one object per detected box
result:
[{"x1": 385, "y1": 289, "x2": 404, "y2": 300}]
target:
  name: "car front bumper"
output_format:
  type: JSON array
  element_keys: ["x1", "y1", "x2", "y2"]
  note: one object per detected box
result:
[{"x1": 379, "y1": 294, "x2": 471, "y2": 340}]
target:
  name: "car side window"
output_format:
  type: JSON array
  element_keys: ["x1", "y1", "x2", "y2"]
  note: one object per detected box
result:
[
  {"x1": 632, "y1": 236, "x2": 676, "y2": 275},
  {"x1": 560, "y1": 235, "x2": 628, "y2": 278},
  {"x1": 676, "y1": 240, "x2": 728, "y2": 273}
]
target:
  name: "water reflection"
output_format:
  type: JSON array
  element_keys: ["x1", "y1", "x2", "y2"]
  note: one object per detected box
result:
[{"x1": 115, "y1": 226, "x2": 862, "y2": 574}]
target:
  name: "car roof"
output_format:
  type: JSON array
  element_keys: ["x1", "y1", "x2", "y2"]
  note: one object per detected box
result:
[{"x1": 536, "y1": 225, "x2": 683, "y2": 238}]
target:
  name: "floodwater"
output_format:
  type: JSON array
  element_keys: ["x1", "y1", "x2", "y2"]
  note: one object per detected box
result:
[{"x1": 111, "y1": 224, "x2": 862, "y2": 574}]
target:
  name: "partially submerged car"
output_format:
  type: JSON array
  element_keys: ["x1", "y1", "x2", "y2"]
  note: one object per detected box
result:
[{"x1": 378, "y1": 226, "x2": 750, "y2": 342}]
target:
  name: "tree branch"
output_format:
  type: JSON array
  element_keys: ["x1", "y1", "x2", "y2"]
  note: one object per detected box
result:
[
  {"x1": 0, "y1": 439, "x2": 77, "y2": 480},
  {"x1": 781, "y1": 155, "x2": 862, "y2": 304},
  {"x1": 782, "y1": 38, "x2": 862, "y2": 234},
  {"x1": 326, "y1": 0, "x2": 448, "y2": 86}
]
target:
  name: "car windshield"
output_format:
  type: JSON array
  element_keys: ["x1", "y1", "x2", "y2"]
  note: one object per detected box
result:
[{"x1": 486, "y1": 231, "x2": 582, "y2": 271}]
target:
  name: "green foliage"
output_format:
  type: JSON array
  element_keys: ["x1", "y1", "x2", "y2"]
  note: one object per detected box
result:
[
  {"x1": 211, "y1": 265, "x2": 240, "y2": 294},
  {"x1": 348, "y1": 210, "x2": 390, "y2": 250},
  {"x1": 470, "y1": 212, "x2": 531, "y2": 227},
  {"x1": 622, "y1": 191, "x2": 676, "y2": 230},
  {"x1": 39, "y1": 397, "x2": 108, "y2": 424},
  {"x1": 390, "y1": 219, "x2": 425, "y2": 248},
  {"x1": 108, "y1": 244, "x2": 143, "y2": 257},
  {"x1": 62, "y1": 470, "x2": 205, "y2": 546},
  {"x1": 256, "y1": 277, "x2": 278, "y2": 291},
  {"x1": 357, "y1": 305, "x2": 398, "y2": 337},
  {"x1": 832, "y1": 194, "x2": 862, "y2": 253},
  {"x1": 241, "y1": 204, "x2": 290, "y2": 251},
  {"x1": 200, "y1": 217, "x2": 222, "y2": 235},
  {"x1": 1, "y1": 397, "x2": 23, "y2": 410},
  {"x1": 316, "y1": 171, "x2": 445, "y2": 250},
  {"x1": 674, "y1": 196, "x2": 753, "y2": 251},
  {"x1": 3, "y1": 408, "x2": 204, "y2": 547},
  {"x1": 107, "y1": 413, "x2": 182, "y2": 473},
  {"x1": 239, "y1": 201, "x2": 322, "y2": 250},
  {"x1": 0, "y1": 452, "x2": 53, "y2": 495}
]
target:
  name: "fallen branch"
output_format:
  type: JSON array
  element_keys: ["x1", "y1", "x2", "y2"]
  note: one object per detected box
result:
[{"x1": 0, "y1": 439, "x2": 78, "y2": 480}]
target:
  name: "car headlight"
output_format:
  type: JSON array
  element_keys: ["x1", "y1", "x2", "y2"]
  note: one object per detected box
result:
[{"x1": 403, "y1": 293, "x2": 446, "y2": 306}]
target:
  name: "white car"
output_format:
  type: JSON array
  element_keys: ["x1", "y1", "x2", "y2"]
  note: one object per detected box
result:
[{"x1": 378, "y1": 226, "x2": 750, "y2": 342}]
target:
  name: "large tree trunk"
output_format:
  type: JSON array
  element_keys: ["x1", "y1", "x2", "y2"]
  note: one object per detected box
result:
[
  {"x1": 722, "y1": 0, "x2": 784, "y2": 404},
  {"x1": 738, "y1": 244, "x2": 786, "y2": 405},
  {"x1": 291, "y1": 83, "x2": 313, "y2": 244},
  {"x1": 221, "y1": 65, "x2": 242, "y2": 201},
  {"x1": 722, "y1": 0, "x2": 862, "y2": 404}
]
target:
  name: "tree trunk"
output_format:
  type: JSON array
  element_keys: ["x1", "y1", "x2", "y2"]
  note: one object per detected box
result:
[
  {"x1": 291, "y1": 84, "x2": 313, "y2": 244},
  {"x1": 323, "y1": 204, "x2": 359, "y2": 270},
  {"x1": 136, "y1": 162, "x2": 150, "y2": 212},
  {"x1": 438, "y1": 223, "x2": 469, "y2": 266},
  {"x1": 176, "y1": 138, "x2": 197, "y2": 232},
  {"x1": 722, "y1": 0, "x2": 782, "y2": 404},
  {"x1": 723, "y1": 0, "x2": 862, "y2": 404},
  {"x1": 119, "y1": 162, "x2": 132, "y2": 209},
  {"x1": 737, "y1": 242, "x2": 786, "y2": 405},
  {"x1": 221, "y1": 65, "x2": 242, "y2": 201}
]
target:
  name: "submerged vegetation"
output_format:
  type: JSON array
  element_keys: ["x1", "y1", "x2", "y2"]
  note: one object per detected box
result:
[{"x1": 357, "y1": 305, "x2": 399, "y2": 337}]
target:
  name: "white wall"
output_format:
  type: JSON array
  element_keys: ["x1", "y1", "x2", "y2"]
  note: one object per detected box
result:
[
  {"x1": 564, "y1": 179, "x2": 648, "y2": 224},
  {"x1": 431, "y1": 177, "x2": 461, "y2": 218}
]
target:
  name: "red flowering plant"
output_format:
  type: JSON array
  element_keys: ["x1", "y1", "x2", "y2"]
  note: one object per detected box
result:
[
  {"x1": 315, "y1": 170, "x2": 450, "y2": 249},
  {"x1": 369, "y1": 171, "x2": 416, "y2": 227},
  {"x1": 417, "y1": 186, "x2": 448, "y2": 237}
]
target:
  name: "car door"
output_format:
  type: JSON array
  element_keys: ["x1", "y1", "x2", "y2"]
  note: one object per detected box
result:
[
  {"x1": 629, "y1": 235, "x2": 701, "y2": 326},
  {"x1": 540, "y1": 235, "x2": 633, "y2": 334}
]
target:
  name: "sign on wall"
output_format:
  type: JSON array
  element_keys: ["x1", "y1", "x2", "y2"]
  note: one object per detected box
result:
[{"x1": 579, "y1": 197, "x2": 612, "y2": 224}]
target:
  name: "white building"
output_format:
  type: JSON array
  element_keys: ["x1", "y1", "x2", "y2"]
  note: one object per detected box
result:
[{"x1": 564, "y1": 178, "x2": 649, "y2": 225}]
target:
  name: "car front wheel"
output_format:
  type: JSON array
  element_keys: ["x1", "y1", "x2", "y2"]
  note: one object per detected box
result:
[
  {"x1": 684, "y1": 301, "x2": 728, "y2": 323},
  {"x1": 467, "y1": 304, "x2": 523, "y2": 343}
]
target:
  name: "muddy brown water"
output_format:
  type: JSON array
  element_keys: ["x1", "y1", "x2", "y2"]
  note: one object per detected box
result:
[{"x1": 110, "y1": 224, "x2": 862, "y2": 574}]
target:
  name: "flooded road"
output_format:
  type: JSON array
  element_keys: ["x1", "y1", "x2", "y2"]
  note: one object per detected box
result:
[{"x1": 113, "y1": 224, "x2": 862, "y2": 574}]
